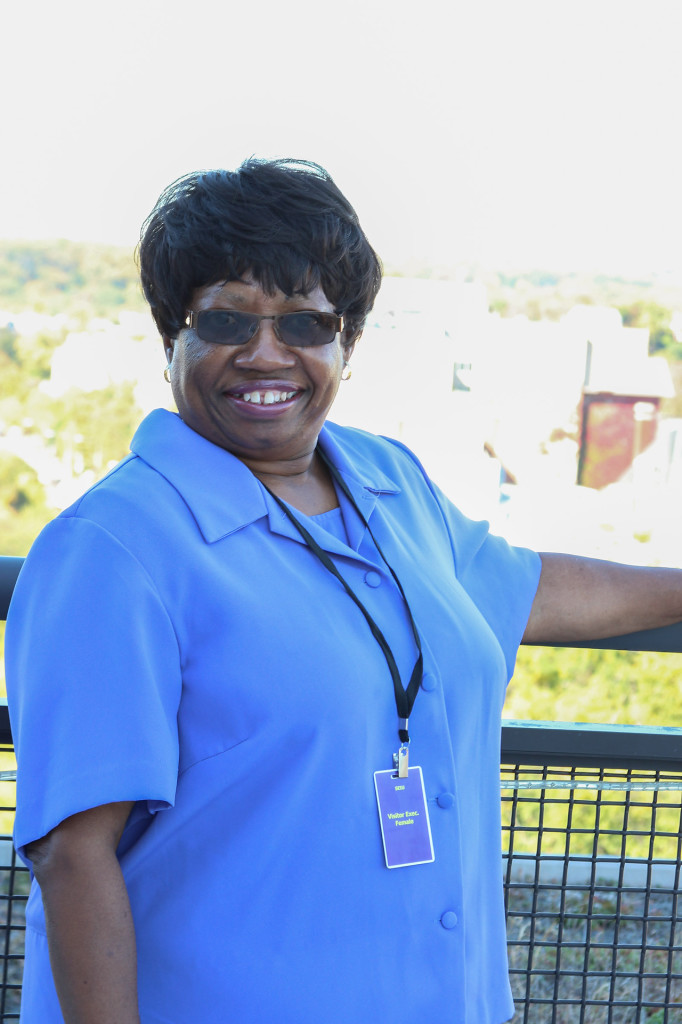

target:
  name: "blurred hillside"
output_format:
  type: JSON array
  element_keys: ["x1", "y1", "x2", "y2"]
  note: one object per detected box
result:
[
  {"x1": 3, "y1": 240, "x2": 682, "y2": 349},
  {"x1": 0, "y1": 240, "x2": 146, "y2": 319}
]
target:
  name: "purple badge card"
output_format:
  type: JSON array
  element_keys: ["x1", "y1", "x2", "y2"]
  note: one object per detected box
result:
[{"x1": 374, "y1": 766, "x2": 435, "y2": 868}]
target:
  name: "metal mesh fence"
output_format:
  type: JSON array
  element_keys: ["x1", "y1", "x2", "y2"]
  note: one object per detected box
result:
[
  {"x1": 502, "y1": 762, "x2": 682, "y2": 1023},
  {"x1": 0, "y1": 754, "x2": 25, "y2": 1023},
  {"x1": 0, "y1": 751, "x2": 680, "y2": 1019}
]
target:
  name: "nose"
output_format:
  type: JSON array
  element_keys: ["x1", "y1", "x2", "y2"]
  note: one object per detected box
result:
[{"x1": 232, "y1": 318, "x2": 297, "y2": 369}]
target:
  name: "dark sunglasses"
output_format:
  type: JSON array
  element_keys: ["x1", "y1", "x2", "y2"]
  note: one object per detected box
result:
[{"x1": 188, "y1": 309, "x2": 344, "y2": 348}]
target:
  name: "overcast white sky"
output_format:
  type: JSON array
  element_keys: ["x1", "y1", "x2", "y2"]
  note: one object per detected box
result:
[{"x1": 2, "y1": 0, "x2": 681, "y2": 275}]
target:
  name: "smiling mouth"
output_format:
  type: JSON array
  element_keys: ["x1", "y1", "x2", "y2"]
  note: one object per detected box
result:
[{"x1": 233, "y1": 389, "x2": 299, "y2": 406}]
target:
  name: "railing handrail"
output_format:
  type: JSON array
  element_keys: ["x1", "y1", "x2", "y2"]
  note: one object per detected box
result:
[
  {"x1": 0, "y1": 556, "x2": 23, "y2": 619},
  {"x1": 501, "y1": 719, "x2": 682, "y2": 771},
  {"x1": 0, "y1": 700, "x2": 679, "y2": 770},
  {"x1": 0, "y1": 701, "x2": 10, "y2": 747},
  {"x1": 542, "y1": 619, "x2": 682, "y2": 653}
]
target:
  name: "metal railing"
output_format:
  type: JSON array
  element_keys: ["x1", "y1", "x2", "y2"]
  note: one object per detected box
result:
[
  {"x1": 502, "y1": 624, "x2": 682, "y2": 1023},
  {"x1": 502, "y1": 723, "x2": 682, "y2": 1023},
  {"x1": 2, "y1": 556, "x2": 682, "y2": 1022},
  {"x1": 0, "y1": 559, "x2": 29, "y2": 1019}
]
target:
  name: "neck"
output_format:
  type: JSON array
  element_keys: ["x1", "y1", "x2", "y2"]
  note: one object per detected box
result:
[{"x1": 249, "y1": 449, "x2": 338, "y2": 515}]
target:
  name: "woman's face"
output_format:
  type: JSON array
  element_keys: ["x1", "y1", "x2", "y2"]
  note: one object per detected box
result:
[{"x1": 164, "y1": 278, "x2": 354, "y2": 473}]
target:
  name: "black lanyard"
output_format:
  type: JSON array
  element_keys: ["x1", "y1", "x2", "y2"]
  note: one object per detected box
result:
[{"x1": 263, "y1": 454, "x2": 423, "y2": 746}]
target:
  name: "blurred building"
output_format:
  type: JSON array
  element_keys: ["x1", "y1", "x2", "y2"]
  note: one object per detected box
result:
[
  {"x1": 575, "y1": 315, "x2": 674, "y2": 488},
  {"x1": 333, "y1": 279, "x2": 677, "y2": 525}
]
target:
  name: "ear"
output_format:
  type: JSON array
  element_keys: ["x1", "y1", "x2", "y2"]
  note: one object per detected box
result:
[{"x1": 163, "y1": 335, "x2": 175, "y2": 365}]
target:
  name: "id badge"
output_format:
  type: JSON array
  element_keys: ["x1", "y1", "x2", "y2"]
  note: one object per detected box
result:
[{"x1": 374, "y1": 766, "x2": 435, "y2": 868}]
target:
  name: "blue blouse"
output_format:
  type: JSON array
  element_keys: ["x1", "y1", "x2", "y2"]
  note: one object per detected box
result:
[{"x1": 6, "y1": 409, "x2": 541, "y2": 1023}]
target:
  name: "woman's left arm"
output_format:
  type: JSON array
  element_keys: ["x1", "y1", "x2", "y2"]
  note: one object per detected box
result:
[{"x1": 522, "y1": 553, "x2": 682, "y2": 645}]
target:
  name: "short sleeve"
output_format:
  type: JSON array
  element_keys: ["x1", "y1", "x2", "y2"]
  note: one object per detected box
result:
[
  {"x1": 5, "y1": 516, "x2": 182, "y2": 862},
  {"x1": 382, "y1": 436, "x2": 542, "y2": 678},
  {"x1": 432, "y1": 491, "x2": 541, "y2": 677}
]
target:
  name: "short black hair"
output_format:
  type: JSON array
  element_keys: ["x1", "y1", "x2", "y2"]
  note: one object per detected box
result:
[{"x1": 138, "y1": 158, "x2": 382, "y2": 345}]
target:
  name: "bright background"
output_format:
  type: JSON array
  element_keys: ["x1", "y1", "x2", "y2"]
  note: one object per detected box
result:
[{"x1": 1, "y1": 0, "x2": 681, "y2": 274}]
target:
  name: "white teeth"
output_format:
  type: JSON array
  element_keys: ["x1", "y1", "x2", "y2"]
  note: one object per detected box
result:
[{"x1": 240, "y1": 390, "x2": 296, "y2": 404}]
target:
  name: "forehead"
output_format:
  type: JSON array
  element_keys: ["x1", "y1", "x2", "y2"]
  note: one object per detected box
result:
[{"x1": 190, "y1": 278, "x2": 333, "y2": 313}]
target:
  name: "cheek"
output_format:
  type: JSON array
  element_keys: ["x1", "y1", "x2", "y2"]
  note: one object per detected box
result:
[
  {"x1": 179, "y1": 338, "x2": 224, "y2": 379},
  {"x1": 321, "y1": 344, "x2": 346, "y2": 379},
  {"x1": 319, "y1": 359, "x2": 344, "y2": 394}
]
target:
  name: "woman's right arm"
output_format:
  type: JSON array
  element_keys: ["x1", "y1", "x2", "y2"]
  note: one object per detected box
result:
[{"x1": 27, "y1": 801, "x2": 140, "y2": 1024}]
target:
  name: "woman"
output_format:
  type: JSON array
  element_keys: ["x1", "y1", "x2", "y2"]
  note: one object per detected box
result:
[{"x1": 6, "y1": 158, "x2": 682, "y2": 1024}]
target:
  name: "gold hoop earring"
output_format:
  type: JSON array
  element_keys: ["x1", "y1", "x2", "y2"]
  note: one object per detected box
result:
[
  {"x1": 163, "y1": 365, "x2": 171, "y2": 383},
  {"x1": 341, "y1": 363, "x2": 352, "y2": 382}
]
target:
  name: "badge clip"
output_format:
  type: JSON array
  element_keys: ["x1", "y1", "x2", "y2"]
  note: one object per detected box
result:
[{"x1": 393, "y1": 744, "x2": 409, "y2": 778}]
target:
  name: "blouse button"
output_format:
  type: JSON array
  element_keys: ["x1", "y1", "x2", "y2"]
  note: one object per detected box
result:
[
  {"x1": 364, "y1": 570, "x2": 381, "y2": 588},
  {"x1": 440, "y1": 911, "x2": 458, "y2": 929},
  {"x1": 421, "y1": 674, "x2": 437, "y2": 692},
  {"x1": 437, "y1": 792, "x2": 455, "y2": 809}
]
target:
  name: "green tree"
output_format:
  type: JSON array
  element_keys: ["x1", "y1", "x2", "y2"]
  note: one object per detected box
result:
[
  {"x1": 0, "y1": 240, "x2": 145, "y2": 319},
  {"x1": 619, "y1": 300, "x2": 682, "y2": 360},
  {"x1": 46, "y1": 382, "x2": 142, "y2": 475},
  {"x1": 0, "y1": 453, "x2": 54, "y2": 557},
  {"x1": 505, "y1": 646, "x2": 682, "y2": 727}
]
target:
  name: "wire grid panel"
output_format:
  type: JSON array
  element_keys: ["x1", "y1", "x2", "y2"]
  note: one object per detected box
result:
[
  {"x1": 1, "y1": 754, "x2": 681, "y2": 1021},
  {"x1": 502, "y1": 762, "x2": 682, "y2": 1024},
  {"x1": 0, "y1": 750, "x2": 24, "y2": 1023}
]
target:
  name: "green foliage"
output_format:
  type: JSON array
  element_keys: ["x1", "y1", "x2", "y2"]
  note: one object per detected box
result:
[
  {"x1": 0, "y1": 329, "x2": 68, "y2": 437},
  {"x1": 0, "y1": 453, "x2": 54, "y2": 557},
  {"x1": 476, "y1": 268, "x2": 682, "y2": 344},
  {"x1": 0, "y1": 313, "x2": 143, "y2": 557},
  {"x1": 488, "y1": 297, "x2": 509, "y2": 316},
  {"x1": 0, "y1": 240, "x2": 145, "y2": 318},
  {"x1": 46, "y1": 383, "x2": 141, "y2": 470},
  {"x1": 618, "y1": 300, "x2": 682, "y2": 360},
  {"x1": 662, "y1": 363, "x2": 682, "y2": 418},
  {"x1": 505, "y1": 646, "x2": 682, "y2": 726},
  {"x1": 0, "y1": 326, "x2": 18, "y2": 362}
]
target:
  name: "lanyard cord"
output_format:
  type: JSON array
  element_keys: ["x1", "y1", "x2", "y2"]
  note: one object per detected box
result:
[{"x1": 263, "y1": 455, "x2": 423, "y2": 745}]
